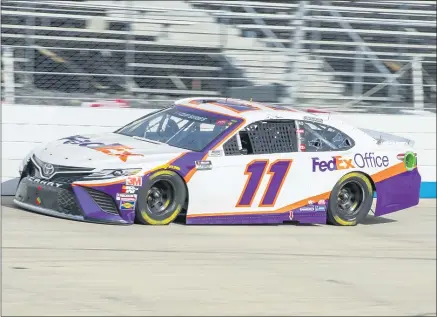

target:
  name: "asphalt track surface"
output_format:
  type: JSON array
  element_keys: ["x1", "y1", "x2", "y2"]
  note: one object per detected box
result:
[{"x1": 1, "y1": 196, "x2": 436, "y2": 316}]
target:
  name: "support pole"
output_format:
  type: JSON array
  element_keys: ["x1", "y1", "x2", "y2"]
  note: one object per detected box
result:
[
  {"x1": 287, "y1": 1, "x2": 307, "y2": 105},
  {"x1": 412, "y1": 56, "x2": 424, "y2": 110},
  {"x1": 2, "y1": 47, "x2": 15, "y2": 105}
]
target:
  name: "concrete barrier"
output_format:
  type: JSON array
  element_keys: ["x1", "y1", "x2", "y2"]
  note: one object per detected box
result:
[{"x1": 2, "y1": 104, "x2": 435, "y2": 197}]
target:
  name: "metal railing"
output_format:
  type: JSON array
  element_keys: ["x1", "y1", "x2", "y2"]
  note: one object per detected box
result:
[{"x1": 1, "y1": 0, "x2": 436, "y2": 112}]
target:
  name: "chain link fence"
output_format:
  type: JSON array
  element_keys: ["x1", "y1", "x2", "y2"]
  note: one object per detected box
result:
[{"x1": 1, "y1": 0, "x2": 436, "y2": 112}]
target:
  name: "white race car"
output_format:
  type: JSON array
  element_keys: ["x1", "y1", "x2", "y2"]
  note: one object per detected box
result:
[{"x1": 14, "y1": 98, "x2": 421, "y2": 226}]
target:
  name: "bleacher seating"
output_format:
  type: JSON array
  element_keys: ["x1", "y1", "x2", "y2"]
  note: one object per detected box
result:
[
  {"x1": 1, "y1": 0, "x2": 435, "y2": 109},
  {"x1": 1, "y1": 0, "x2": 250, "y2": 104},
  {"x1": 189, "y1": 0, "x2": 436, "y2": 107}
]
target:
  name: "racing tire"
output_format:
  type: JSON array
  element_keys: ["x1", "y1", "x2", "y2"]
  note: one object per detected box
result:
[
  {"x1": 135, "y1": 170, "x2": 186, "y2": 225},
  {"x1": 327, "y1": 172, "x2": 373, "y2": 226}
]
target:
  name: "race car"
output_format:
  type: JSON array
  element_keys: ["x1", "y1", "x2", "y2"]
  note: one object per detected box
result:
[{"x1": 14, "y1": 97, "x2": 421, "y2": 226}]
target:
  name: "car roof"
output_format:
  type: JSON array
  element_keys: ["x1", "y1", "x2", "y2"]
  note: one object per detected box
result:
[{"x1": 175, "y1": 97, "x2": 321, "y2": 123}]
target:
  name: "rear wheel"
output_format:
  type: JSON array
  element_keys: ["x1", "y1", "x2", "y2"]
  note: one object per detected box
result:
[
  {"x1": 135, "y1": 170, "x2": 186, "y2": 225},
  {"x1": 327, "y1": 172, "x2": 373, "y2": 226}
]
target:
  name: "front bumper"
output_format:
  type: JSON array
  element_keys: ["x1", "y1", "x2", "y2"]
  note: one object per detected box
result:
[{"x1": 14, "y1": 177, "x2": 132, "y2": 225}]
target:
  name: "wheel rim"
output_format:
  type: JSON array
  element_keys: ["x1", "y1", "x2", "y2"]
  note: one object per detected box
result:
[
  {"x1": 146, "y1": 180, "x2": 174, "y2": 215},
  {"x1": 337, "y1": 181, "x2": 364, "y2": 217}
]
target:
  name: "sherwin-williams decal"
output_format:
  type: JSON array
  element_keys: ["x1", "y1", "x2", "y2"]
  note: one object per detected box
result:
[{"x1": 120, "y1": 198, "x2": 136, "y2": 211}]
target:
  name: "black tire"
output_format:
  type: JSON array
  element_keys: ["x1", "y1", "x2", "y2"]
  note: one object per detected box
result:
[
  {"x1": 327, "y1": 172, "x2": 373, "y2": 226},
  {"x1": 135, "y1": 170, "x2": 187, "y2": 225}
]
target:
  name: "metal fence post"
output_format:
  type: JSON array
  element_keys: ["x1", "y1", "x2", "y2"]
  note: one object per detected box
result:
[
  {"x1": 412, "y1": 56, "x2": 424, "y2": 110},
  {"x1": 2, "y1": 47, "x2": 16, "y2": 104},
  {"x1": 287, "y1": 1, "x2": 307, "y2": 105}
]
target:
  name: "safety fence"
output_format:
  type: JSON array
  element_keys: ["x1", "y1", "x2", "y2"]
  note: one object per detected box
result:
[{"x1": 1, "y1": 0, "x2": 436, "y2": 112}]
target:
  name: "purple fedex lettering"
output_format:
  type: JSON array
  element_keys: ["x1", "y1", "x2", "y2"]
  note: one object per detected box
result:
[
  {"x1": 312, "y1": 156, "x2": 355, "y2": 172},
  {"x1": 61, "y1": 135, "x2": 122, "y2": 148}
]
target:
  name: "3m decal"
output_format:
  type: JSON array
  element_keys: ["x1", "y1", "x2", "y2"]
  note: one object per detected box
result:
[
  {"x1": 126, "y1": 176, "x2": 142, "y2": 186},
  {"x1": 236, "y1": 159, "x2": 293, "y2": 208}
]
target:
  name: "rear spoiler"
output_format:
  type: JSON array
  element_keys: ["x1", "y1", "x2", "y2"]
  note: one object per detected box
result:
[{"x1": 359, "y1": 128, "x2": 415, "y2": 146}]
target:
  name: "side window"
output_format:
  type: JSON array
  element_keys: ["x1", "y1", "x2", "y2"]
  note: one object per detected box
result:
[
  {"x1": 297, "y1": 120, "x2": 355, "y2": 152},
  {"x1": 223, "y1": 120, "x2": 297, "y2": 155}
]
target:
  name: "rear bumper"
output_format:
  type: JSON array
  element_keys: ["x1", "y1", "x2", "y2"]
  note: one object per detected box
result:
[
  {"x1": 374, "y1": 168, "x2": 421, "y2": 216},
  {"x1": 14, "y1": 177, "x2": 132, "y2": 225}
]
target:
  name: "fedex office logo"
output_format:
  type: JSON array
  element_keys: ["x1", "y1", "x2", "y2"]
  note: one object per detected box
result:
[
  {"x1": 312, "y1": 153, "x2": 389, "y2": 172},
  {"x1": 312, "y1": 156, "x2": 354, "y2": 172}
]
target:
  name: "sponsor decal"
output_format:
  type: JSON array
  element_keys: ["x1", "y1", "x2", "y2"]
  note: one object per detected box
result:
[
  {"x1": 303, "y1": 116, "x2": 323, "y2": 123},
  {"x1": 300, "y1": 144, "x2": 306, "y2": 151},
  {"x1": 36, "y1": 197, "x2": 42, "y2": 205},
  {"x1": 318, "y1": 199, "x2": 326, "y2": 205},
  {"x1": 121, "y1": 185, "x2": 138, "y2": 194},
  {"x1": 216, "y1": 120, "x2": 228, "y2": 125},
  {"x1": 296, "y1": 129, "x2": 304, "y2": 134},
  {"x1": 126, "y1": 176, "x2": 142, "y2": 187},
  {"x1": 315, "y1": 205, "x2": 327, "y2": 212},
  {"x1": 120, "y1": 197, "x2": 136, "y2": 211},
  {"x1": 195, "y1": 160, "x2": 212, "y2": 170},
  {"x1": 308, "y1": 200, "x2": 314, "y2": 205},
  {"x1": 289, "y1": 210, "x2": 294, "y2": 220},
  {"x1": 175, "y1": 112, "x2": 208, "y2": 122},
  {"x1": 312, "y1": 153, "x2": 389, "y2": 172},
  {"x1": 28, "y1": 176, "x2": 62, "y2": 188},
  {"x1": 167, "y1": 164, "x2": 181, "y2": 171},
  {"x1": 116, "y1": 193, "x2": 137, "y2": 201},
  {"x1": 299, "y1": 206, "x2": 315, "y2": 212},
  {"x1": 60, "y1": 135, "x2": 143, "y2": 162},
  {"x1": 208, "y1": 150, "x2": 223, "y2": 157}
]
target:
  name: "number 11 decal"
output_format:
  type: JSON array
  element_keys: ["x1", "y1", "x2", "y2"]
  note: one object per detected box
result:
[{"x1": 236, "y1": 159, "x2": 293, "y2": 208}]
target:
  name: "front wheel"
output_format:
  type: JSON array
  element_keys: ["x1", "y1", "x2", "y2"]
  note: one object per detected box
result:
[
  {"x1": 327, "y1": 172, "x2": 373, "y2": 226},
  {"x1": 135, "y1": 170, "x2": 187, "y2": 225}
]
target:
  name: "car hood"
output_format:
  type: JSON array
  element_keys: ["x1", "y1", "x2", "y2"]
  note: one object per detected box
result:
[{"x1": 32, "y1": 132, "x2": 187, "y2": 169}]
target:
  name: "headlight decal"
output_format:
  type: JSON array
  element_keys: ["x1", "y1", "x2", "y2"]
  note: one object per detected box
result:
[{"x1": 83, "y1": 168, "x2": 142, "y2": 180}]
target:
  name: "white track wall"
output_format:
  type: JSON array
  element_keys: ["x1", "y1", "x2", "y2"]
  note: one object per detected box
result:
[{"x1": 2, "y1": 105, "x2": 436, "y2": 197}]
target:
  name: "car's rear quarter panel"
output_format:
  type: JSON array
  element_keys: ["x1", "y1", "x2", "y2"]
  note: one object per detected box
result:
[{"x1": 185, "y1": 147, "x2": 420, "y2": 224}]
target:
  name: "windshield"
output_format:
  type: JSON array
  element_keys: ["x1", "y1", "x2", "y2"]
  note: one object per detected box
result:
[{"x1": 115, "y1": 106, "x2": 240, "y2": 152}]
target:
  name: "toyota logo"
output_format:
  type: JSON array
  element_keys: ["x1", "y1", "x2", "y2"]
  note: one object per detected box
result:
[{"x1": 42, "y1": 163, "x2": 55, "y2": 177}]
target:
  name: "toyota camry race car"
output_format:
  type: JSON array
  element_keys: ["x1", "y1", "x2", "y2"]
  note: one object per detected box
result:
[{"x1": 14, "y1": 97, "x2": 421, "y2": 226}]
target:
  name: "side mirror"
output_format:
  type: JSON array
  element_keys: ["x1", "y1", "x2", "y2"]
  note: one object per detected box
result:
[{"x1": 240, "y1": 148, "x2": 248, "y2": 155}]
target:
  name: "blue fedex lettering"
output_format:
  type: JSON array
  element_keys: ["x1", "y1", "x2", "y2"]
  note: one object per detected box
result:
[{"x1": 312, "y1": 152, "x2": 389, "y2": 172}]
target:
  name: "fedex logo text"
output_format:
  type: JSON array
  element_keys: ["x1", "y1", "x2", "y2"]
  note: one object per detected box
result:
[
  {"x1": 312, "y1": 153, "x2": 390, "y2": 172},
  {"x1": 312, "y1": 156, "x2": 354, "y2": 172}
]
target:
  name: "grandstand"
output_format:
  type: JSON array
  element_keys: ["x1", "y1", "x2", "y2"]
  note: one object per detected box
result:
[{"x1": 1, "y1": 0, "x2": 435, "y2": 111}]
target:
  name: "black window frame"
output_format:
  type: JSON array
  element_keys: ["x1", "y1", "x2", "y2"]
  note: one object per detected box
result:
[
  {"x1": 223, "y1": 119, "x2": 298, "y2": 156},
  {"x1": 296, "y1": 120, "x2": 355, "y2": 152}
]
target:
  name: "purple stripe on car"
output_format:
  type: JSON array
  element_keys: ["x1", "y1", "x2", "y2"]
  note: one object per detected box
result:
[
  {"x1": 374, "y1": 168, "x2": 421, "y2": 216},
  {"x1": 73, "y1": 185, "x2": 130, "y2": 224},
  {"x1": 187, "y1": 210, "x2": 327, "y2": 225}
]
